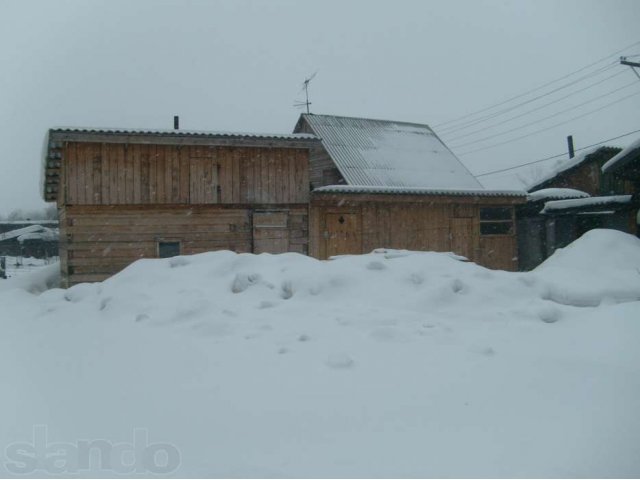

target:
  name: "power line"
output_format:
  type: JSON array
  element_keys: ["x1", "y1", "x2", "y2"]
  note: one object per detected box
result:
[
  {"x1": 449, "y1": 81, "x2": 640, "y2": 149},
  {"x1": 437, "y1": 62, "x2": 618, "y2": 135},
  {"x1": 433, "y1": 39, "x2": 640, "y2": 129},
  {"x1": 442, "y1": 69, "x2": 628, "y2": 143},
  {"x1": 456, "y1": 89, "x2": 640, "y2": 156},
  {"x1": 474, "y1": 128, "x2": 640, "y2": 177}
]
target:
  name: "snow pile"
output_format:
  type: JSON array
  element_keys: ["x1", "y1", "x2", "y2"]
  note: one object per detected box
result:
[
  {"x1": 1, "y1": 230, "x2": 639, "y2": 477},
  {"x1": 533, "y1": 229, "x2": 640, "y2": 306}
]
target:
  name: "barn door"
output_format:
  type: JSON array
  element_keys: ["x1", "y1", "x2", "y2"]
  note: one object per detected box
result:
[
  {"x1": 450, "y1": 217, "x2": 474, "y2": 260},
  {"x1": 253, "y1": 210, "x2": 289, "y2": 254},
  {"x1": 324, "y1": 213, "x2": 361, "y2": 258}
]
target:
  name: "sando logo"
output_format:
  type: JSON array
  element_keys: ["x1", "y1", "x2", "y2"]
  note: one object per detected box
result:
[{"x1": 4, "y1": 425, "x2": 180, "y2": 475}]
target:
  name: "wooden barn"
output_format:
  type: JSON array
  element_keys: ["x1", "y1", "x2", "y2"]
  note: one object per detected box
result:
[
  {"x1": 294, "y1": 114, "x2": 526, "y2": 270},
  {"x1": 43, "y1": 128, "x2": 319, "y2": 286}
]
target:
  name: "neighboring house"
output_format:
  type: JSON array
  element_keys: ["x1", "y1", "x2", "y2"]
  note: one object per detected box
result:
[
  {"x1": 517, "y1": 145, "x2": 639, "y2": 269},
  {"x1": 0, "y1": 221, "x2": 59, "y2": 258},
  {"x1": 294, "y1": 114, "x2": 526, "y2": 270},
  {"x1": 44, "y1": 128, "x2": 319, "y2": 286}
]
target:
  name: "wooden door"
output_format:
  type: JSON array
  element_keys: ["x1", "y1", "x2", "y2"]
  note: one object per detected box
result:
[
  {"x1": 325, "y1": 213, "x2": 361, "y2": 257},
  {"x1": 450, "y1": 217, "x2": 474, "y2": 260},
  {"x1": 253, "y1": 210, "x2": 289, "y2": 254}
]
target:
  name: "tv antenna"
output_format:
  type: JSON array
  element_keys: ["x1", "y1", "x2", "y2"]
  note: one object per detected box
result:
[{"x1": 294, "y1": 71, "x2": 317, "y2": 114}]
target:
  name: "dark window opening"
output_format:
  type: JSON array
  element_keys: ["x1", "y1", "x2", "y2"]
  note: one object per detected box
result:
[
  {"x1": 480, "y1": 207, "x2": 513, "y2": 236},
  {"x1": 158, "y1": 241, "x2": 181, "y2": 258},
  {"x1": 480, "y1": 207, "x2": 512, "y2": 221}
]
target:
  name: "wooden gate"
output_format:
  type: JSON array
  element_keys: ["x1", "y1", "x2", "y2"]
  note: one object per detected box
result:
[
  {"x1": 450, "y1": 217, "x2": 474, "y2": 261},
  {"x1": 253, "y1": 210, "x2": 289, "y2": 254},
  {"x1": 324, "y1": 212, "x2": 361, "y2": 257}
]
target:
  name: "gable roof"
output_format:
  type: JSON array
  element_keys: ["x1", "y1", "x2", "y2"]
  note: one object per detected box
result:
[
  {"x1": 602, "y1": 136, "x2": 640, "y2": 176},
  {"x1": 527, "y1": 146, "x2": 620, "y2": 192},
  {"x1": 295, "y1": 114, "x2": 482, "y2": 189}
]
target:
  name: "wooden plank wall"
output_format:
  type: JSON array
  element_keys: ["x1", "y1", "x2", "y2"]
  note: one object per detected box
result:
[
  {"x1": 63, "y1": 143, "x2": 310, "y2": 206},
  {"x1": 310, "y1": 195, "x2": 521, "y2": 271},
  {"x1": 62, "y1": 205, "x2": 308, "y2": 285}
]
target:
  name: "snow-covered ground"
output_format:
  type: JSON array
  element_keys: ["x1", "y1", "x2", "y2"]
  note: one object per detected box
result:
[
  {"x1": 1, "y1": 256, "x2": 57, "y2": 279},
  {"x1": 1, "y1": 230, "x2": 639, "y2": 478}
]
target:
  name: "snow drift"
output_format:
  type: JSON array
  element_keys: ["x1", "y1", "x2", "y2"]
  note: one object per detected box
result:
[{"x1": 1, "y1": 229, "x2": 639, "y2": 477}]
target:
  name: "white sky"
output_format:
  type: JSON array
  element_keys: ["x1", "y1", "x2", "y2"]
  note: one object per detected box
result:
[{"x1": 1, "y1": 0, "x2": 639, "y2": 214}]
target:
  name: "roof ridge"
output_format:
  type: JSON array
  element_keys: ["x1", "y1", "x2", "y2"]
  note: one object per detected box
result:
[{"x1": 302, "y1": 113, "x2": 432, "y2": 130}]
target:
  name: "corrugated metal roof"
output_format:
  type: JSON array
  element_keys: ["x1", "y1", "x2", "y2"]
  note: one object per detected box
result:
[
  {"x1": 313, "y1": 185, "x2": 526, "y2": 197},
  {"x1": 541, "y1": 195, "x2": 633, "y2": 214},
  {"x1": 298, "y1": 114, "x2": 483, "y2": 189},
  {"x1": 49, "y1": 127, "x2": 317, "y2": 141}
]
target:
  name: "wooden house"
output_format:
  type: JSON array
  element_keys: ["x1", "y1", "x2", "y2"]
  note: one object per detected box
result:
[
  {"x1": 294, "y1": 114, "x2": 526, "y2": 270},
  {"x1": 517, "y1": 146, "x2": 639, "y2": 270},
  {"x1": 43, "y1": 128, "x2": 319, "y2": 286}
]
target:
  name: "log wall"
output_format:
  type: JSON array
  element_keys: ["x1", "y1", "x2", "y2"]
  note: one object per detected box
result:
[{"x1": 59, "y1": 205, "x2": 308, "y2": 286}]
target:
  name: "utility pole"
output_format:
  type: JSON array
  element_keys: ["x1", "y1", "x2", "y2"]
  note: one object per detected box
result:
[{"x1": 620, "y1": 56, "x2": 640, "y2": 82}]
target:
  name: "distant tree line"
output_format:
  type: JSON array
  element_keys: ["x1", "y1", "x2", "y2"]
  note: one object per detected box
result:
[{"x1": 0, "y1": 205, "x2": 57, "y2": 222}]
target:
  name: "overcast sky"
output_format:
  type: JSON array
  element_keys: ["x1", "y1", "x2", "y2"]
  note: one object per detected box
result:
[{"x1": 1, "y1": 0, "x2": 639, "y2": 214}]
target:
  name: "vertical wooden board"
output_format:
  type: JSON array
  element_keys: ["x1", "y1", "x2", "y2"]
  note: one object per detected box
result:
[
  {"x1": 156, "y1": 145, "x2": 166, "y2": 203},
  {"x1": 100, "y1": 143, "x2": 109, "y2": 205},
  {"x1": 149, "y1": 145, "x2": 157, "y2": 203},
  {"x1": 245, "y1": 149, "x2": 255, "y2": 204},
  {"x1": 273, "y1": 149, "x2": 282, "y2": 204},
  {"x1": 165, "y1": 146, "x2": 173, "y2": 203},
  {"x1": 66, "y1": 143, "x2": 78, "y2": 204},
  {"x1": 232, "y1": 148, "x2": 241, "y2": 203},
  {"x1": 217, "y1": 149, "x2": 230, "y2": 203},
  {"x1": 140, "y1": 144, "x2": 150, "y2": 204},
  {"x1": 74, "y1": 143, "x2": 85, "y2": 204},
  {"x1": 171, "y1": 147, "x2": 181, "y2": 203},
  {"x1": 82, "y1": 144, "x2": 94, "y2": 204},
  {"x1": 92, "y1": 143, "x2": 102, "y2": 205},
  {"x1": 124, "y1": 143, "x2": 134, "y2": 204},
  {"x1": 116, "y1": 144, "x2": 126, "y2": 204},
  {"x1": 238, "y1": 148, "x2": 248, "y2": 203},
  {"x1": 268, "y1": 150, "x2": 276, "y2": 203},
  {"x1": 295, "y1": 149, "x2": 309, "y2": 203},
  {"x1": 288, "y1": 151, "x2": 297, "y2": 204},
  {"x1": 179, "y1": 146, "x2": 190, "y2": 203},
  {"x1": 107, "y1": 144, "x2": 118, "y2": 204},
  {"x1": 132, "y1": 144, "x2": 141, "y2": 204}
]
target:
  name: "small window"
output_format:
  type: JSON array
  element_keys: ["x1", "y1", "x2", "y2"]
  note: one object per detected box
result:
[
  {"x1": 158, "y1": 241, "x2": 181, "y2": 258},
  {"x1": 480, "y1": 207, "x2": 513, "y2": 236}
]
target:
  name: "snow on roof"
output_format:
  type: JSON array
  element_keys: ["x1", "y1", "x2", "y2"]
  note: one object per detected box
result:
[
  {"x1": 298, "y1": 114, "x2": 483, "y2": 189},
  {"x1": 313, "y1": 185, "x2": 525, "y2": 197},
  {"x1": 49, "y1": 127, "x2": 318, "y2": 141},
  {"x1": 541, "y1": 195, "x2": 633, "y2": 214},
  {"x1": 0, "y1": 225, "x2": 59, "y2": 242},
  {"x1": 601, "y1": 136, "x2": 640, "y2": 173},
  {"x1": 526, "y1": 146, "x2": 604, "y2": 191},
  {"x1": 527, "y1": 188, "x2": 590, "y2": 202}
]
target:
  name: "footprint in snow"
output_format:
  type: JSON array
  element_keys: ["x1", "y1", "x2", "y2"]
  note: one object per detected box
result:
[{"x1": 326, "y1": 353, "x2": 355, "y2": 369}]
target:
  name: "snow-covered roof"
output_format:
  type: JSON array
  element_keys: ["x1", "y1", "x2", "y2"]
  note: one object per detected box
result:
[
  {"x1": 541, "y1": 195, "x2": 633, "y2": 214},
  {"x1": 297, "y1": 114, "x2": 483, "y2": 189},
  {"x1": 601, "y1": 136, "x2": 640, "y2": 174},
  {"x1": 527, "y1": 146, "x2": 615, "y2": 192},
  {"x1": 0, "y1": 225, "x2": 59, "y2": 243},
  {"x1": 313, "y1": 185, "x2": 525, "y2": 197},
  {"x1": 527, "y1": 188, "x2": 590, "y2": 202}
]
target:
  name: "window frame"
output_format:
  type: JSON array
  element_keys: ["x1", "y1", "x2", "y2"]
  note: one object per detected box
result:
[{"x1": 479, "y1": 206, "x2": 514, "y2": 236}]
